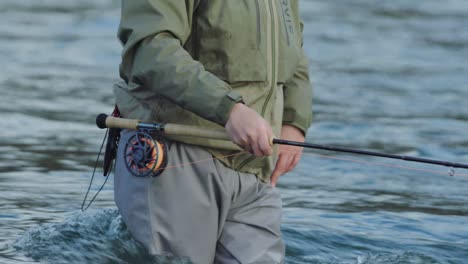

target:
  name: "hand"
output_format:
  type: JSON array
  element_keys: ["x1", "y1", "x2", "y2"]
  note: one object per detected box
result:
[
  {"x1": 270, "y1": 125, "x2": 305, "y2": 187},
  {"x1": 225, "y1": 103, "x2": 273, "y2": 156}
]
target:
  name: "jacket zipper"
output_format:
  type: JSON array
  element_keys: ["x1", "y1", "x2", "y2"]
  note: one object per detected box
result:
[
  {"x1": 261, "y1": 0, "x2": 279, "y2": 117},
  {"x1": 236, "y1": 0, "x2": 279, "y2": 171}
]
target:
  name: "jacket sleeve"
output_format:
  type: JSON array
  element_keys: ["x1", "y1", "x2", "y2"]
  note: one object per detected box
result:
[
  {"x1": 282, "y1": 21, "x2": 313, "y2": 135},
  {"x1": 118, "y1": 0, "x2": 243, "y2": 126}
]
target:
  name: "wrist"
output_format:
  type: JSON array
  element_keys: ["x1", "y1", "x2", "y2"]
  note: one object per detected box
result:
[{"x1": 217, "y1": 91, "x2": 244, "y2": 126}]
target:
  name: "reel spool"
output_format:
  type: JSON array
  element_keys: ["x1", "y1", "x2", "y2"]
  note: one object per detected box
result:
[{"x1": 124, "y1": 131, "x2": 168, "y2": 177}]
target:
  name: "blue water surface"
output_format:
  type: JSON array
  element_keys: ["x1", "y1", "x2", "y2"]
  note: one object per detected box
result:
[{"x1": 1, "y1": 0, "x2": 467, "y2": 263}]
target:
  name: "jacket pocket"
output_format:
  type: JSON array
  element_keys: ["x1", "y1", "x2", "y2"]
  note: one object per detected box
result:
[{"x1": 194, "y1": 0, "x2": 267, "y2": 83}]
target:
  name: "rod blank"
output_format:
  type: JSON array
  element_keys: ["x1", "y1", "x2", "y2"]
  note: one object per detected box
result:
[{"x1": 273, "y1": 139, "x2": 468, "y2": 170}]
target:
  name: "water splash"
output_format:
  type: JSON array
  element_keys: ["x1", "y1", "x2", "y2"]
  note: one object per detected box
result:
[{"x1": 14, "y1": 209, "x2": 192, "y2": 264}]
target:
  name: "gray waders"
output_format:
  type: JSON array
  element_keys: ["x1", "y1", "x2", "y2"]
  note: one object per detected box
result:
[{"x1": 114, "y1": 130, "x2": 285, "y2": 264}]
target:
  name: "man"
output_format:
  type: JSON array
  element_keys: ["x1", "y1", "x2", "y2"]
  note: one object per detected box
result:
[{"x1": 113, "y1": 1, "x2": 312, "y2": 263}]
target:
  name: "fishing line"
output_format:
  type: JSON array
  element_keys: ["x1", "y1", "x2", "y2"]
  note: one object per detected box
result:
[
  {"x1": 82, "y1": 129, "x2": 246, "y2": 208},
  {"x1": 81, "y1": 129, "x2": 111, "y2": 211},
  {"x1": 128, "y1": 146, "x2": 468, "y2": 179},
  {"x1": 153, "y1": 145, "x2": 468, "y2": 178},
  {"x1": 155, "y1": 151, "x2": 246, "y2": 172},
  {"x1": 81, "y1": 134, "x2": 467, "y2": 208},
  {"x1": 298, "y1": 151, "x2": 468, "y2": 178}
]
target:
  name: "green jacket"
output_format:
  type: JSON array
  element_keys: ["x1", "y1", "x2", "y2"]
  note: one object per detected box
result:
[{"x1": 114, "y1": 0, "x2": 313, "y2": 181}]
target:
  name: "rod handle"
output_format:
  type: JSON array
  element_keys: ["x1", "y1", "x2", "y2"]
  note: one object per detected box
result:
[
  {"x1": 163, "y1": 125, "x2": 276, "y2": 144},
  {"x1": 96, "y1": 114, "x2": 275, "y2": 146},
  {"x1": 96, "y1": 114, "x2": 139, "y2": 130},
  {"x1": 96, "y1": 114, "x2": 231, "y2": 140},
  {"x1": 164, "y1": 124, "x2": 230, "y2": 140}
]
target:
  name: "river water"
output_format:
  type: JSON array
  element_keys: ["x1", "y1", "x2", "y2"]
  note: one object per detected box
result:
[{"x1": 1, "y1": 0, "x2": 468, "y2": 263}]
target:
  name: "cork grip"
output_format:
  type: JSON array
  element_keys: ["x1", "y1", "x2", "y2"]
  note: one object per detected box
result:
[
  {"x1": 164, "y1": 124, "x2": 230, "y2": 140},
  {"x1": 96, "y1": 114, "x2": 275, "y2": 145},
  {"x1": 164, "y1": 124, "x2": 275, "y2": 145}
]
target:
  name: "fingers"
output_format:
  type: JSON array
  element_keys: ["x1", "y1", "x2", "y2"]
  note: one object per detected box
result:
[
  {"x1": 245, "y1": 130, "x2": 272, "y2": 156},
  {"x1": 270, "y1": 124, "x2": 306, "y2": 186},
  {"x1": 225, "y1": 103, "x2": 273, "y2": 157},
  {"x1": 291, "y1": 150, "x2": 302, "y2": 168},
  {"x1": 270, "y1": 147, "x2": 303, "y2": 187},
  {"x1": 255, "y1": 125, "x2": 273, "y2": 156},
  {"x1": 271, "y1": 153, "x2": 290, "y2": 187}
]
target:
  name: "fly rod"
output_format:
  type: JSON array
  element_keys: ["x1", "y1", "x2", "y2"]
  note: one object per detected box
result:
[
  {"x1": 272, "y1": 139, "x2": 468, "y2": 170},
  {"x1": 96, "y1": 114, "x2": 468, "y2": 172}
]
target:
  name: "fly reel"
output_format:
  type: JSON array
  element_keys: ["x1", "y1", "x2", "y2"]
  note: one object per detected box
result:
[{"x1": 123, "y1": 131, "x2": 168, "y2": 177}]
